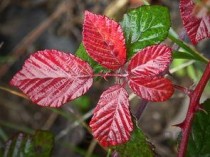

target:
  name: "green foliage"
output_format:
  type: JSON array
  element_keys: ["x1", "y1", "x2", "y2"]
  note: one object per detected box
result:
[
  {"x1": 0, "y1": 130, "x2": 54, "y2": 157},
  {"x1": 187, "y1": 99, "x2": 210, "y2": 157},
  {"x1": 171, "y1": 59, "x2": 199, "y2": 79},
  {"x1": 115, "y1": 127, "x2": 154, "y2": 157},
  {"x1": 73, "y1": 95, "x2": 91, "y2": 112},
  {"x1": 121, "y1": 5, "x2": 171, "y2": 59},
  {"x1": 173, "y1": 51, "x2": 199, "y2": 60}
]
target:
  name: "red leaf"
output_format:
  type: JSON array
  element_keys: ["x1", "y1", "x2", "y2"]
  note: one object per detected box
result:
[
  {"x1": 128, "y1": 45, "x2": 172, "y2": 77},
  {"x1": 128, "y1": 77, "x2": 174, "y2": 102},
  {"x1": 83, "y1": 11, "x2": 126, "y2": 70},
  {"x1": 90, "y1": 85, "x2": 133, "y2": 146},
  {"x1": 10, "y1": 50, "x2": 93, "y2": 107},
  {"x1": 180, "y1": 0, "x2": 210, "y2": 44}
]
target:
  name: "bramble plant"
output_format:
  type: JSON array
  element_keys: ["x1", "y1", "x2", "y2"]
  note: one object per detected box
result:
[{"x1": 6, "y1": 0, "x2": 210, "y2": 156}]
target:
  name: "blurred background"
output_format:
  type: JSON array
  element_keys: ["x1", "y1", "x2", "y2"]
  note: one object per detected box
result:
[{"x1": 0, "y1": 0, "x2": 210, "y2": 156}]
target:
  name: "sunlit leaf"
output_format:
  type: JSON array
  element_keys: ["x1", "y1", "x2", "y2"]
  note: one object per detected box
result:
[
  {"x1": 121, "y1": 6, "x2": 171, "y2": 58},
  {"x1": 83, "y1": 11, "x2": 126, "y2": 70},
  {"x1": 180, "y1": 0, "x2": 210, "y2": 44},
  {"x1": 90, "y1": 85, "x2": 133, "y2": 147},
  {"x1": 10, "y1": 49, "x2": 93, "y2": 107}
]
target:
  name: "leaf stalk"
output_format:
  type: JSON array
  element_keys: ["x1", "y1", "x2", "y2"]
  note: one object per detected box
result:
[{"x1": 168, "y1": 33, "x2": 209, "y2": 63}]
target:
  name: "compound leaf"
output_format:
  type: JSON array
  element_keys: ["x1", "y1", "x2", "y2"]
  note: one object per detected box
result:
[
  {"x1": 83, "y1": 11, "x2": 126, "y2": 70},
  {"x1": 180, "y1": 0, "x2": 210, "y2": 44},
  {"x1": 127, "y1": 45, "x2": 173, "y2": 102},
  {"x1": 10, "y1": 49, "x2": 93, "y2": 107},
  {"x1": 121, "y1": 6, "x2": 171, "y2": 58},
  {"x1": 90, "y1": 85, "x2": 133, "y2": 147}
]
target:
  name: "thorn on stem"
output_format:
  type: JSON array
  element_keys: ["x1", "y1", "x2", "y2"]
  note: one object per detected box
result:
[
  {"x1": 103, "y1": 73, "x2": 109, "y2": 81},
  {"x1": 173, "y1": 121, "x2": 185, "y2": 130},
  {"x1": 196, "y1": 106, "x2": 208, "y2": 114}
]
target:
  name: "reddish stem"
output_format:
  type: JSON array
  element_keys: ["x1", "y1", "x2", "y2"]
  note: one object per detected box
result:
[
  {"x1": 93, "y1": 73, "x2": 128, "y2": 78},
  {"x1": 173, "y1": 84, "x2": 191, "y2": 95},
  {"x1": 178, "y1": 62, "x2": 210, "y2": 157},
  {"x1": 134, "y1": 99, "x2": 148, "y2": 120}
]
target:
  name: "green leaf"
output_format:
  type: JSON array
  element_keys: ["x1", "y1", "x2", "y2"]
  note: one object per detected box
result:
[
  {"x1": 75, "y1": 43, "x2": 109, "y2": 73},
  {"x1": 173, "y1": 51, "x2": 197, "y2": 60},
  {"x1": 121, "y1": 5, "x2": 171, "y2": 59},
  {"x1": 173, "y1": 51, "x2": 205, "y2": 62},
  {"x1": 0, "y1": 130, "x2": 54, "y2": 157},
  {"x1": 33, "y1": 131, "x2": 54, "y2": 157},
  {"x1": 115, "y1": 127, "x2": 154, "y2": 157},
  {"x1": 187, "y1": 99, "x2": 210, "y2": 157}
]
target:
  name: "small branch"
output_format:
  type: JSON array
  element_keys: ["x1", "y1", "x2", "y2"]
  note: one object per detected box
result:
[
  {"x1": 55, "y1": 108, "x2": 94, "y2": 140},
  {"x1": 173, "y1": 84, "x2": 191, "y2": 95},
  {"x1": 85, "y1": 139, "x2": 98, "y2": 157},
  {"x1": 41, "y1": 112, "x2": 58, "y2": 130},
  {"x1": 0, "y1": 86, "x2": 28, "y2": 100},
  {"x1": 178, "y1": 61, "x2": 210, "y2": 157}
]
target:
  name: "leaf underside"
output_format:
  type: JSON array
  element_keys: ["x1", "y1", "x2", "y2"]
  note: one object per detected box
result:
[
  {"x1": 128, "y1": 45, "x2": 173, "y2": 102},
  {"x1": 90, "y1": 85, "x2": 133, "y2": 147},
  {"x1": 83, "y1": 11, "x2": 126, "y2": 70},
  {"x1": 10, "y1": 50, "x2": 93, "y2": 107},
  {"x1": 180, "y1": 0, "x2": 210, "y2": 44},
  {"x1": 121, "y1": 5, "x2": 171, "y2": 58}
]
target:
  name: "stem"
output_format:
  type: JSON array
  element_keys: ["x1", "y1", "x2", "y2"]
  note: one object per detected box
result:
[
  {"x1": 173, "y1": 84, "x2": 191, "y2": 95},
  {"x1": 85, "y1": 139, "x2": 97, "y2": 157},
  {"x1": 168, "y1": 33, "x2": 209, "y2": 63},
  {"x1": 0, "y1": 86, "x2": 28, "y2": 99},
  {"x1": 134, "y1": 99, "x2": 148, "y2": 120},
  {"x1": 178, "y1": 61, "x2": 210, "y2": 157},
  {"x1": 106, "y1": 149, "x2": 111, "y2": 157},
  {"x1": 93, "y1": 73, "x2": 128, "y2": 78}
]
